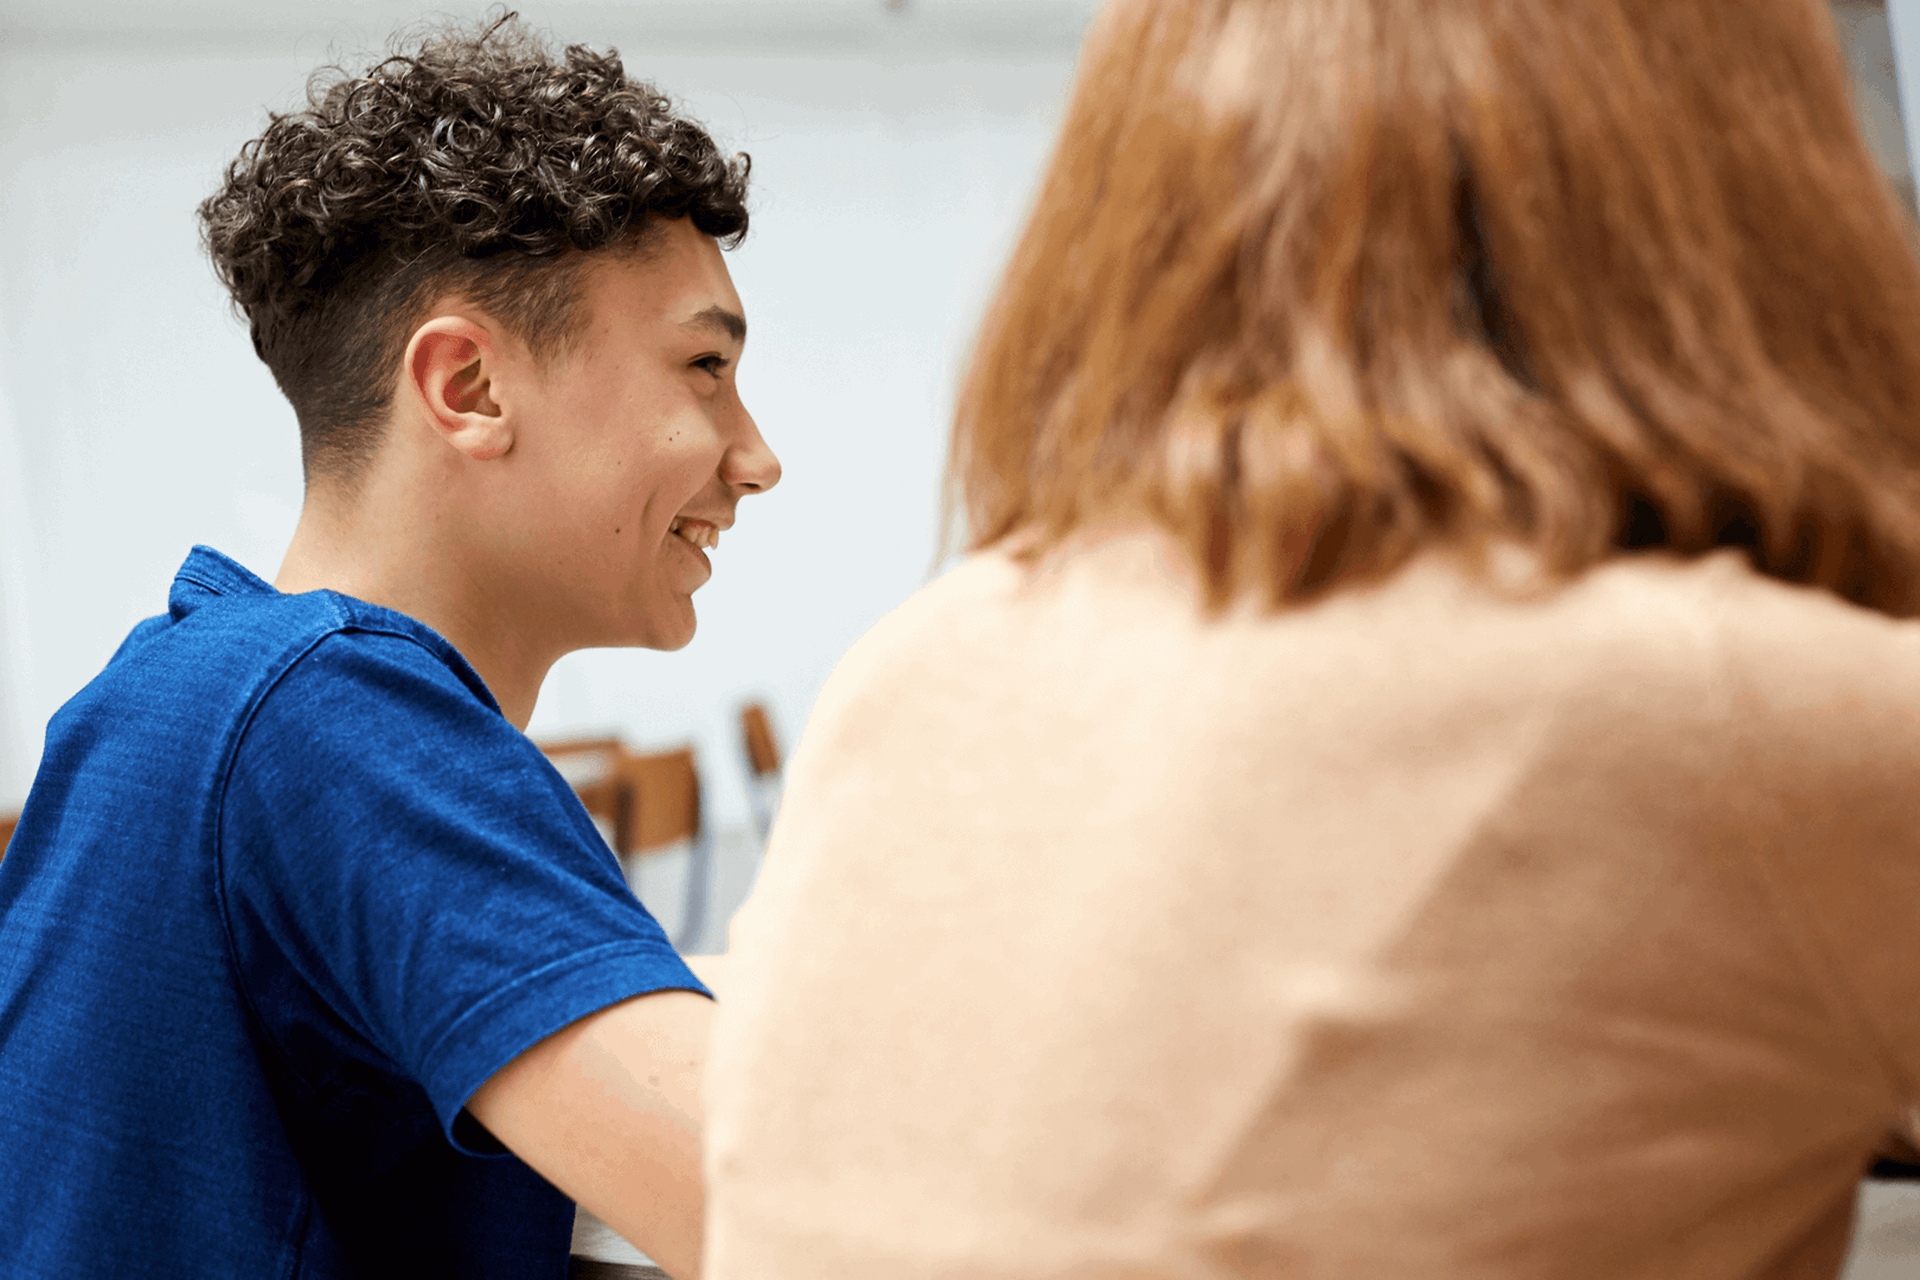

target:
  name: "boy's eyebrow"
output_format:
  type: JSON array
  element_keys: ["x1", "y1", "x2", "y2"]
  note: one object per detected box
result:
[{"x1": 682, "y1": 305, "x2": 747, "y2": 343}]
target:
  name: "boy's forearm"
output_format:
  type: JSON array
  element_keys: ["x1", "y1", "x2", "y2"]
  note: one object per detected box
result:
[{"x1": 467, "y1": 989, "x2": 714, "y2": 1279}]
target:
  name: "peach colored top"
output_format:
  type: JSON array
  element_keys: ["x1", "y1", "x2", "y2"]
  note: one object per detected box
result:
[{"x1": 705, "y1": 529, "x2": 1920, "y2": 1280}]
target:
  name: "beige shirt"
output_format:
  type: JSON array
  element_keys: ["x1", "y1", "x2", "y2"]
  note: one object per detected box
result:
[{"x1": 706, "y1": 529, "x2": 1920, "y2": 1280}]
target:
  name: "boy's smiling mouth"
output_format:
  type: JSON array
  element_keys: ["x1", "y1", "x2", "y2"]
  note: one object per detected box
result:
[{"x1": 669, "y1": 517, "x2": 719, "y2": 551}]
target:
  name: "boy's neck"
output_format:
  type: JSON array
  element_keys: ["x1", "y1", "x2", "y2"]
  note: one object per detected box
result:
[{"x1": 274, "y1": 486, "x2": 554, "y2": 731}]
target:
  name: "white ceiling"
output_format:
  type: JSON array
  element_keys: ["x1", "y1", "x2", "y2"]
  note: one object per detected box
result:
[{"x1": 0, "y1": 0, "x2": 1104, "y2": 54}]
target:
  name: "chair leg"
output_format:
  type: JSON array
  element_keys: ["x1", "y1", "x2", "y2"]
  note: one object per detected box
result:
[
  {"x1": 673, "y1": 826, "x2": 713, "y2": 953},
  {"x1": 747, "y1": 775, "x2": 782, "y2": 843}
]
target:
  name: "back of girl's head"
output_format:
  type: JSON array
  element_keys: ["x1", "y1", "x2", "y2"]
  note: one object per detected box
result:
[{"x1": 954, "y1": 0, "x2": 1920, "y2": 614}]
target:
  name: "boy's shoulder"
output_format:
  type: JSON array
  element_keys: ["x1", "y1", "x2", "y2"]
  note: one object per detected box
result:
[
  {"x1": 42, "y1": 546, "x2": 503, "y2": 810},
  {"x1": 88, "y1": 545, "x2": 494, "y2": 723}
]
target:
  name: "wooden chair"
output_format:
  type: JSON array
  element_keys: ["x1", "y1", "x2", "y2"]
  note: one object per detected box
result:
[
  {"x1": 0, "y1": 809, "x2": 16, "y2": 868},
  {"x1": 539, "y1": 738, "x2": 629, "y2": 848},
  {"x1": 537, "y1": 738, "x2": 712, "y2": 952},
  {"x1": 615, "y1": 747, "x2": 711, "y2": 953},
  {"x1": 739, "y1": 702, "x2": 784, "y2": 841}
]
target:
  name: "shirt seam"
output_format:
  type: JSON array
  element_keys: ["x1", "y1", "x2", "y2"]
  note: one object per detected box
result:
[
  {"x1": 213, "y1": 609, "x2": 507, "y2": 1099},
  {"x1": 212, "y1": 618, "x2": 640, "y2": 1110},
  {"x1": 416, "y1": 937, "x2": 708, "y2": 1096},
  {"x1": 211, "y1": 607, "x2": 358, "y2": 1105},
  {"x1": 322, "y1": 593, "x2": 502, "y2": 714}
]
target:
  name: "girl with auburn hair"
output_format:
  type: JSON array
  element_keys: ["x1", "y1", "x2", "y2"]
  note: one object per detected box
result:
[{"x1": 706, "y1": 2, "x2": 1920, "y2": 1277}]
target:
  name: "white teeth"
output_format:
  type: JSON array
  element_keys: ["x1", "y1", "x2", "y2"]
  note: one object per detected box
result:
[{"x1": 673, "y1": 520, "x2": 718, "y2": 551}]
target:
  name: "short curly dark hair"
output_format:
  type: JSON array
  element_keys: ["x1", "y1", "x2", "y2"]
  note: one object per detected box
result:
[{"x1": 200, "y1": 11, "x2": 750, "y2": 483}]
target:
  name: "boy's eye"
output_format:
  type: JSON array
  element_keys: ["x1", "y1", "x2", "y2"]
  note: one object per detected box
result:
[{"x1": 692, "y1": 355, "x2": 728, "y2": 378}]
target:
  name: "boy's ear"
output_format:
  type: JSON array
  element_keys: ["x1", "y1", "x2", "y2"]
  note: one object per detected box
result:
[{"x1": 404, "y1": 316, "x2": 515, "y2": 462}]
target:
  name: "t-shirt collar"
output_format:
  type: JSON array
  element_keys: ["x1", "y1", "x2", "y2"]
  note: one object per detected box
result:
[
  {"x1": 163, "y1": 545, "x2": 504, "y2": 717},
  {"x1": 169, "y1": 545, "x2": 277, "y2": 620}
]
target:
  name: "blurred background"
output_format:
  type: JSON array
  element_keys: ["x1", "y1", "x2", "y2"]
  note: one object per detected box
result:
[
  {"x1": 6, "y1": 0, "x2": 1920, "y2": 1270},
  {"x1": 3, "y1": 0, "x2": 1920, "y2": 938},
  {"x1": 0, "y1": 0, "x2": 1918, "y2": 888},
  {"x1": 0, "y1": 0, "x2": 1101, "y2": 871}
]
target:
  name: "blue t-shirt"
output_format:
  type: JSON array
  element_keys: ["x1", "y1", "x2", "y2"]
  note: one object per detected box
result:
[{"x1": 0, "y1": 547, "x2": 708, "y2": 1279}]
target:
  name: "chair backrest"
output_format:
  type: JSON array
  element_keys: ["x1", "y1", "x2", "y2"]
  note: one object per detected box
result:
[
  {"x1": 740, "y1": 703, "x2": 781, "y2": 779},
  {"x1": 537, "y1": 738, "x2": 629, "y2": 847},
  {"x1": 538, "y1": 739, "x2": 703, "y2": 857},
  {"x1": 0, "y1": 810, "x2": 16, "y2": 867},
  {"x1": 535, "y1": 739, "x2": 710, "y2": 948},
  {"x1": 616, "y1": 748, "x2": 702, "y2": 854},
  {"x1": 539, "y1": 736, "x2": 625, "y2": 783}
]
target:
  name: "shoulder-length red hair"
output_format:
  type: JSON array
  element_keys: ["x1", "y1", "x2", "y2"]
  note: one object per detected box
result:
[{"x1": 951, "y1": 0, "x2": 1920, "y2": 613}]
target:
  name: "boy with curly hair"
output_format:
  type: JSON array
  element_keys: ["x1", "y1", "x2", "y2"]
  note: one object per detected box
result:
[{"x1": 0, "y1": 15, "x2": 777, "y2": 1279}]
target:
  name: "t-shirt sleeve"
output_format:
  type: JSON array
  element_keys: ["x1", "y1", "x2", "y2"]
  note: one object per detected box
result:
[
  {"x1": 218, "y1": 628, "x2": 707, "y2": 1145},
  {"x1": 1715, "y1": 575, "x2": 1920, "y2": 1111}
]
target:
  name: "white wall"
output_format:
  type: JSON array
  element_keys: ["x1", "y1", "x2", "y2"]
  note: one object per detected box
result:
[
  {"x1": 0, "y1": 8, "x2": 1084, "y2": 825},
  {"x1": 1889, "y1": 0, "x2": 1920, "y2": 179},
  {"x1": 0, "y1": 285, "x2": 33, "y2": 803},
  {"x1": 8, "y1": 0, "x2": 1909, "y2": 831},
  {"x1": 1838, "y1": 0, "x2": 1917, "y2": 210}
]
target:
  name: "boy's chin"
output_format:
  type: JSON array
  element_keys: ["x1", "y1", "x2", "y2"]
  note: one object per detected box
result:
[
  {"x1": 651, "y1": 627, "x2": 697, "y2": 652},
  {"x1": 634, "y1": 603, "x2": 697, "y2": 652}
]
